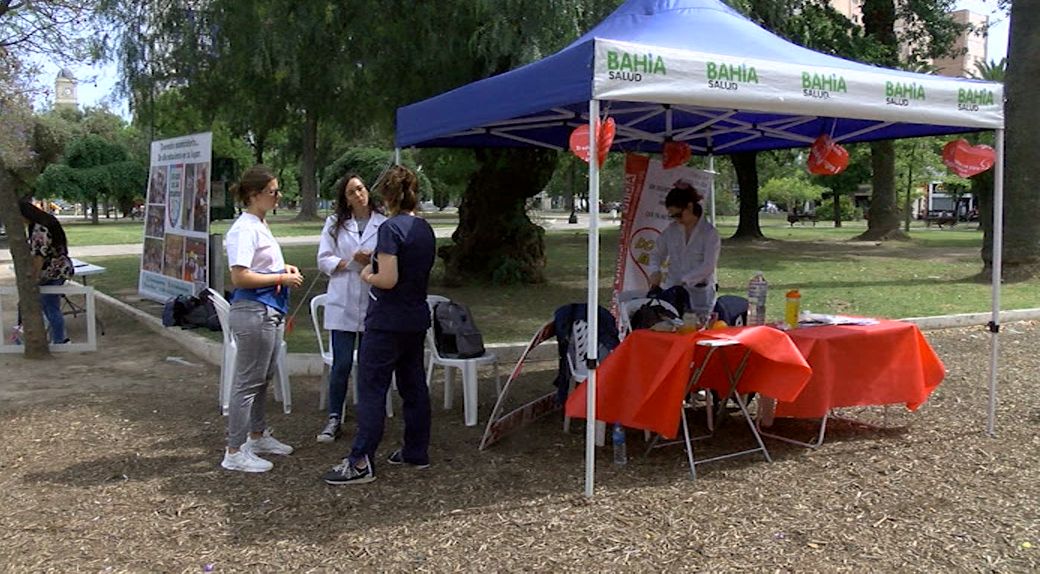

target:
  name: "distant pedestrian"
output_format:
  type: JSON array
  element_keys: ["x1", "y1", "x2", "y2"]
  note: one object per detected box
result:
[
  {"x1": 220, "y1": 165, "x2": 303, "y2": 473},
  {"x1": 323, "y1": 165, "x2": 436, "y2": 485}
]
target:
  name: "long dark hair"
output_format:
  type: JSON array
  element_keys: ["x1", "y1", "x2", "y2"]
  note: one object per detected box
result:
[
  {"x1": 18, "y1": 199, "x2": 67, "y2": 250},
  {"x1": 329, "y1": 173, "x2": 383, "y2": 244}
]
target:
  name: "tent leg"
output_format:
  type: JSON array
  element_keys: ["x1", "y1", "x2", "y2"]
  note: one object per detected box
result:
[
  {"x1": 988, "y1": 128, "x2": 1004, "y2": 438},
  {"x1": 708, "y1": 153, "x2": 716, "y2": 224},
  {"x1": 394, "y1": 148, "x2": 401, "y2": 165},
  {"x1": 585, "y1": 99, "x2": 601, "y2": 498}
]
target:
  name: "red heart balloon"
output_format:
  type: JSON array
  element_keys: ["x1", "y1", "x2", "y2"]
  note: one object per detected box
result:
[
  {"x1": 807, "y1": 134, "x2": 849, "y2": 176},
  {"x1": 942, "y1": 139, "x2": 995, "y2": 178},
  {"x1": 569, "y1": 118, "x2": 615, "y2": 167},
  {"x1": 662, "y1": 141, "x2": 692, "y2": 169}
]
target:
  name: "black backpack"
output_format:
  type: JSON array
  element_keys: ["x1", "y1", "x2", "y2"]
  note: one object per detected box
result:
[
  {"x1": 433, "y1": 300, "x2": 486, "y2": 359},
  {"x1": 162, "y1": 291, "x2": 221, "y2": 332},
  {"x1": 629, "y1": 300, "x2": 680, "y2": 331}
]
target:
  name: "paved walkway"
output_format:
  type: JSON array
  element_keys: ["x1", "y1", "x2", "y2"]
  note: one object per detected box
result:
[{"x1": 0, "y1": 212, "x2": 620, "y2": 263}]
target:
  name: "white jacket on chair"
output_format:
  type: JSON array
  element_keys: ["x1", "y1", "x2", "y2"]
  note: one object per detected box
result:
[{"x1": 316, "y1": 212, "x2": 387, "y2": 332}]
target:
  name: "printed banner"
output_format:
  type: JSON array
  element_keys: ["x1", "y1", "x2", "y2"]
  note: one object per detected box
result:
[
  {"x1": 613, "y1": 154, "x2": 713, "y2": 297},
  {"x1": 593, "y1": 38, "x2": 1003, "y2": 130},
  {"x1": 479, "y1": 321, "x2": 558, "y2": 450},
  {"x1": 139, "y1": 132, "x2": 213, "y2": 303}
]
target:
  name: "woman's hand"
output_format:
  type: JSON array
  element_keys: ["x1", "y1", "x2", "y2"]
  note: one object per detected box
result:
[
  {"x1": 285, "y1": 264, "x2": 301, "y2": 275},
  {"x1": 360, "y1": 263, "x2": 374, "y2": 284},
  {"x1": 281, "y1": 267, "x2": 304, "y2": 288},
  {"x1": 353, "y1": 249, "x2": 372, "y2": 266}
]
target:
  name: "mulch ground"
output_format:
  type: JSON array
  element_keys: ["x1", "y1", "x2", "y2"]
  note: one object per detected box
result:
[{"x1": 0, "y1": 311, "x2": 1038, "y2": 572}]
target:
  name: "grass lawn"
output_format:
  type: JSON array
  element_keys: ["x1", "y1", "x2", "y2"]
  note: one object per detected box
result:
[
  {"x1": 62, "y1": 209, "x2": 460, "y2": 246},
  {"x1": 84, "y1": 216, "x2": 1036, "y2": 352}
]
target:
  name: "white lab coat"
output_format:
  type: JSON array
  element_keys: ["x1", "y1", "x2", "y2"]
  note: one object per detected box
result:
[{"x1": 316, "y1": 212, "x2": 387, "y2": 332}]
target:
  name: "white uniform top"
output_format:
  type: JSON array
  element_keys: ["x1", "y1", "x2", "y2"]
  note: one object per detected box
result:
[
  {"x1": 647, "y1": 218, "x2": 721, "y2": 312},
  {"x1": 317, "y1": 212, "x2": 387, "y2": 332},
  {"x1": 226, "y1": 212, "x2": 286, "y2": 273}
]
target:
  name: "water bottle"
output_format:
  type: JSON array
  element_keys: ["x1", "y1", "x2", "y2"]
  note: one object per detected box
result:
[
  {"x1": 612, "y1": 423, "x2": 627, "y2": 465},
  {"x1": 747, "y1": 272, "x2": 768, "y2": 325}
]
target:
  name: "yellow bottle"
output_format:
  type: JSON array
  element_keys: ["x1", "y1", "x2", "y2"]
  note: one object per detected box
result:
[{"x1": 785, "y1": 289, "x2": 801, "y2": 329}]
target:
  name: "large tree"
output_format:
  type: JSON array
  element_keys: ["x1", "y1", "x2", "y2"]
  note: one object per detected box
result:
[{"x1": 1001, "y1": 2, "x2": 1040, "y2": 280}]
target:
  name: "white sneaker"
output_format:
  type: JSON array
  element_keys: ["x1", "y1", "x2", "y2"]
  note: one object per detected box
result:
[
  {"x1": 221, "y1": 448, "x2": 273, "y2": 473},
  {"x1": 245, "y1": 428, "x2": 294, "y2": 455}
]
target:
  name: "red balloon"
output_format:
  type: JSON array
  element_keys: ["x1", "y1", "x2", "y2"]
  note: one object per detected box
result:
[
  {"x1": 569, "y1": 117, "x2": 615, "y2": 167},
  {"x1": 942, "y1": 139, "x2": 995, "y2": 178},
  {"x1": 662, "y1": 141, "x2": 692, "y2": 169},
  {"x1": 807, "y1": 134, "x2": 849, "y2": 176}
]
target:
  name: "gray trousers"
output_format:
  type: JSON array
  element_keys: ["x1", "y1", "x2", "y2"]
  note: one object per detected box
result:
[{"x1": 227, "y1": 299, "x2": 284, "y2": 449}]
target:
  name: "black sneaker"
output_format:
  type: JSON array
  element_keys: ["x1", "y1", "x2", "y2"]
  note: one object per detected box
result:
[
  {"x1": 316, "y1": 417, "x2": 341, "y2": 443},
  {"x1": 387, "y1": 449, "x2": 430, "y2": 469},
  {"x1": 323, "y1": 456, "x2": 375, "y2": 485}
]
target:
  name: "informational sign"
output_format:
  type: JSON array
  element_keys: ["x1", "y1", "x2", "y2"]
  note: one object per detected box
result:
[
  {"x1": 139, "y1": 132, "x2": 213, "y2": 303},
  {"x1": 612, "y1": 154, "x2": 713, "y2": 297}
]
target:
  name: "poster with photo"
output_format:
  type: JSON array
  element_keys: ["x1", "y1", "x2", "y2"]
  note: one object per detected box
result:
[{"x1": 139, "y1": 132, "x2": 212, "y2": 302}]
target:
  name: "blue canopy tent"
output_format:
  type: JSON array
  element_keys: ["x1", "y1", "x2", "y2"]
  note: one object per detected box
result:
[{"x1": 396, "y1": 0, "x2": 1005, "y2": 496}]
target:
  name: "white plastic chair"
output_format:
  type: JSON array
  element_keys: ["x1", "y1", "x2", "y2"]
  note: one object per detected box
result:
[
  {"x1": 208, "y1": 288, "x2": 291, "y2": 416},
  {"x1": 426, "y1": 294, "x2": 501, "y2": 427},
  {"x1": 563, "y1": 319, "x2": 606, "y2": 446},
  {"x1": 310, "y1": 294, "x2": 393, "y2": 418}
]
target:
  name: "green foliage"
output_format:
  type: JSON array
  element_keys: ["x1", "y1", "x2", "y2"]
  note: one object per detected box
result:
[
  {"x1": 418, "y1": 149, "x2": 479, "y2": 209},
  {"x1": 320, "y1": 147, "x2": 431, "y2": 202},
  {"x1": 34, "y1": 134, "x2": 147, "y2": 218},
  {"x1": 760, "y1": 175, "x2": 827, "y2": 212},
  {"x1": 815, "y1": 195, "x2": 859, "y2": 221}
]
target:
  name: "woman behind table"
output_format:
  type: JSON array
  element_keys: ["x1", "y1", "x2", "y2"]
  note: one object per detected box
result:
[
  {"x1": 323, "y1": 165, "x2": 436, "y2": 485},
  {"x1": 220, "y1": 165, "x2": 304, "y2": 473},
  {"x1": 18, "y1": 199, "x2": 74, "y2": 344},
  {"x1": 314, "y1": 174, "x2": 387, "y2": 442}
]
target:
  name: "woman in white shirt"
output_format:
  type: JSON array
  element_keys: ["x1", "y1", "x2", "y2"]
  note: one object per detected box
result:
[
  {"x1": 315, "y1": 174, "x2": 387, "y2": 442},
  {"x1": 647, "y1": 185, "x2": 721, "y2": 316},
  {"x1": 220, "y1": 165, "x2": 304, "y2": 473}
]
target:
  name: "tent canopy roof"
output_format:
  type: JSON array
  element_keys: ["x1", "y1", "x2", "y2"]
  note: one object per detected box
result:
[{"x1": 396, "y1": 0, "x2": 1003, "y2": 155}]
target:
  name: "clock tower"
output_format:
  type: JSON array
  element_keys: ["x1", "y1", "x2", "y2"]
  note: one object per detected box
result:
[{"x1": 54, "y1": 68, "x2": 78, "y2": 110}]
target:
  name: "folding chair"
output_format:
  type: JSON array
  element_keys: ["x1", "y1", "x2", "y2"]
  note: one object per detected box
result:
[
  {"x1": 647, "y1": 338, "x2": 771, "y2": 479},
  {"x1": 562, "y1": 319, "x2": 606, "y2": 446},
  {"x1": 426, "y1": 295, "x2": 501, "y2": 427}
]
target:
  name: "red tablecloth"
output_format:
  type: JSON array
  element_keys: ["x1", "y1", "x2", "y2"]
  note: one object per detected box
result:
[
  {"x1": 775, "y1": 320, "x2": 945, "y2": 418},
  {"x1": 564, "y1": 326, "x2": 812, "y2": 439}
]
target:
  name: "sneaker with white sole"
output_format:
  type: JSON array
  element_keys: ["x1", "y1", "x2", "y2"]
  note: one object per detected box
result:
[
  {"x1": 316, "y1": 418, "x2": 341, "y2": 443},
  {"x1": 322, "y1": 455, "x2": 375, "y2": 485},
  {"x1": 387, "y1": 449, "x2": 430, "y2": 469},
  {"x1": 245, "y1": 428, "x2": 294, "y2": 455},
  {"x1": 221, "y1": 448, "x2": 273, "y2": 473}
]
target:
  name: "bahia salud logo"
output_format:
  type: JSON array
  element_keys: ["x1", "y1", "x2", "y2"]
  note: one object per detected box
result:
[
  {"x1": 606, "y1": 50, "x2": 666, "y2": 82},
  {"x1": 801, "y1": 72, "x2": 847, "y2": 99},
  {"x1": 885, "y1": 81, "x2": 926, "y2": 106},
  {"x1": 706, "y1": 61, "x2": 758, "y2": 91},
  {"x1": 957, "y1": 87, "x2": 995, "y2": 112}
]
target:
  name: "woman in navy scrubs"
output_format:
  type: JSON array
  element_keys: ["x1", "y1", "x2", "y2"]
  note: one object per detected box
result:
[{"x1": 323, "y1": 165, "x2": 436, "y2": 485}]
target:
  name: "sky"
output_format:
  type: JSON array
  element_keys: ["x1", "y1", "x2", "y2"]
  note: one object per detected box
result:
[{"x1": 30, "y1": 0, "x2": 1011, "y2": 122}]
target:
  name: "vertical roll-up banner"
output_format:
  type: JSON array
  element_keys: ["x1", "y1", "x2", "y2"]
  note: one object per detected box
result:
[{"x1": 140, "y1": 132, "x2": 213, "y2": 302}]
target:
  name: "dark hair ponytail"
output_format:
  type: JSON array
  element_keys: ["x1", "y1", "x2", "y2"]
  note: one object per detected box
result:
[
  {"x1": 232, "y1": 165, "x2": 276, "y2": 206},
  {"x1": 18, "y1": 199, "x2": 67, "y2": 249}
]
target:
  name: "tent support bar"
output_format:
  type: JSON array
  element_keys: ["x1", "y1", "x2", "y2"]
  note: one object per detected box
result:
[
  {"x1": 988, "y1": 127, "x2": 1004, "y2": 437},
  {"x1": 394, "y1": 148, "x2": 400, "y2": 164},
  {"x1": 834, "y1": 122, "x2": 894, "y2": 143},
  {"x1": 585, "y1": 99, "x2": 601, "y2": 498},
  {"x1": 489, "y1": 130, "x2": 565, "y2": 150}
]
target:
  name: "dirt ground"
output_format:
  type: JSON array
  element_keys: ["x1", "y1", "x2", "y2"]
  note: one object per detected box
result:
[{"x1": 1, "y1": 310, "x2": 1038, "y2": 572}]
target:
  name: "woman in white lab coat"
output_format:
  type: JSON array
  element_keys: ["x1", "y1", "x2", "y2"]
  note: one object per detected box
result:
[{"x1": 315, "y1": 173, "x2": 387, "y2": 442}]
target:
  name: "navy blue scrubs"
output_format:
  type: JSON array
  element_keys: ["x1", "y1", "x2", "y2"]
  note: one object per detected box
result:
[{"x1": 348, "y1": 213, "x2": 436, "y2": 467}]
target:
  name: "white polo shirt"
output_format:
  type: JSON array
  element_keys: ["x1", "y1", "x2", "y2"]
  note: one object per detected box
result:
[{"x1": 225, "y1": 213, "x2": 285, "y2": 273}]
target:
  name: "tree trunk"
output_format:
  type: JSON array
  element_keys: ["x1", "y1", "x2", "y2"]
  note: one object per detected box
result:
[
  {"x1": 0, "y1": 173, "x2": 50, "y2": 358},
  {"x1": 91, "y1": 197, "x2": 99, "y2": 225},
  {"x1": 1001, "y1": 1, "x2": 1040, "y2": 281},
  {"x1": 854, "y1": 140, "x2": 908, "y2": 241},
  {"x1": 295, "y1": 109, "x2": 320, "y2": 220},
  {"x1": 831, "y1": 192, "x2": 842, "y2": 228},
  {"x1": 438, "y1": 148, "x2": 556, "y2": 285},
  {"x1": 252, "y1": 132, "x2": 266, "y2": 165},
  {"x1": 731, "y1": 152, "x2": 765, "y2": 240}
]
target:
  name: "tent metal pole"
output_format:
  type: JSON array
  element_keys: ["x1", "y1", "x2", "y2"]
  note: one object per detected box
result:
[
  {"x1": 987, "y1": 128, "x2": 1004, "y2": 437},
  {"x1": 708, "y1": 154, "x2": 717, "y2": 224},
  {"x1": 585, "y1": 99, "x2": 601, "y2": 498},
  {"x1": 394, "y1": 148, "x2": 401, "y2": 165}
]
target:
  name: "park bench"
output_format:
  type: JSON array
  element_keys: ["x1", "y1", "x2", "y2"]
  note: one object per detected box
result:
[
  {"x1": 924, "y1": 210, "x2": 958, "y2": 229},
  {"x1": 787, "y1": 212, "x2": 817, "y2": 226}
]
